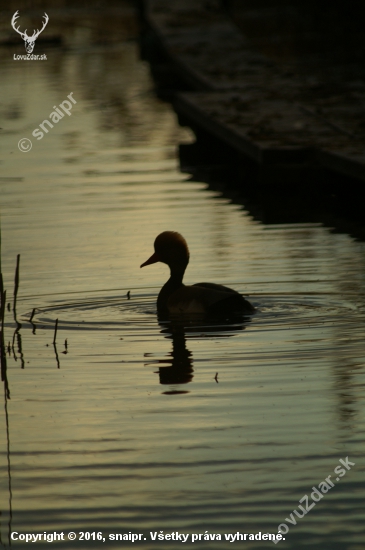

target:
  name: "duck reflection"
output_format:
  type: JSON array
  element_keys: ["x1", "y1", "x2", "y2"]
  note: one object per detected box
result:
[
  {"x1": 145, "y1": 313, "x2": 252, "y2": 392},
  {"x1": 155, "y1": 321, "x2": 194, "y2": 389}
]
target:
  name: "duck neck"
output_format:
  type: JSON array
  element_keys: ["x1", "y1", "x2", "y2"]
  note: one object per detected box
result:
[
  {"x1": 157, "y1": 264, "x2": 186, "y2": 313},
  {"x1": 168, "y1": 264, "x2": 186, "y2": 286}
]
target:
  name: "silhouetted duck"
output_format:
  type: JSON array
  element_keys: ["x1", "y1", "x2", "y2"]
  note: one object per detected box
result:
[{"x1": 140, "y1": 231, "x2": 255, "y2": 316}]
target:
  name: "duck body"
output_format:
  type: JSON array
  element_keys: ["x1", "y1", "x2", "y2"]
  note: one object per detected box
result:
[
  {"x1": 159, "y1": 281, "x2": 252, "y2": 316},
  {"x1": 141, "y1": 231, "x2": 255, "y2": 317}
]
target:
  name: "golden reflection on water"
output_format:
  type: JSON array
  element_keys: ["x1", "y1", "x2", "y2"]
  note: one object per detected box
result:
[{"x1": 0, "y1": 2, "x2": 365, "y2": 549}]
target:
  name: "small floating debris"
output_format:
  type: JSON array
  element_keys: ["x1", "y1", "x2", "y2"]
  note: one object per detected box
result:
[
  {"x1": 127, "y1": 291, "x2": 131, "y2": 299},
  {"x1": 214, "y1": 372, "x2": 219, "y2": 383},
  {"x1": 62, "y1": 338, "x2": 68, "y2": 354}
]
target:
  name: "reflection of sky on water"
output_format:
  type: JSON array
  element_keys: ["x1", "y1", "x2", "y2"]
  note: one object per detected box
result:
[{"x1": 0, "y1": 2, "x2": 365, "y2": 549}]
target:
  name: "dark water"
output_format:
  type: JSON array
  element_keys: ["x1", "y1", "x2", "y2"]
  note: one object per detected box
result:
[{"x1": 0, "y1": 2, "x2": 364, "y2": 549}]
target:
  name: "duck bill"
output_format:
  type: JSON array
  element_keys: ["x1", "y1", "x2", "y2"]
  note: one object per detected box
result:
[{"x1": 140, "y1": 252, "x2": 160, "y2": 268}]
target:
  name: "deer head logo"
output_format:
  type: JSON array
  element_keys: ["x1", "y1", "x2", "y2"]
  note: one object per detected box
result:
[{"x1": 11, "y1": 10, "x2": 49, "y2": 54}]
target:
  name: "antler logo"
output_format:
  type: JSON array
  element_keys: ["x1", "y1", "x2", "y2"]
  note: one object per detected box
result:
[{"x1": 11, "y1": 10, "x2": 49, "y2": 53}]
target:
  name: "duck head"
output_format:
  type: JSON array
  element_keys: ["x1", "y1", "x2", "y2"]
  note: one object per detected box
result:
[{"x1": 140, "y1": 231, "x2": 190, "y2": 276}]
